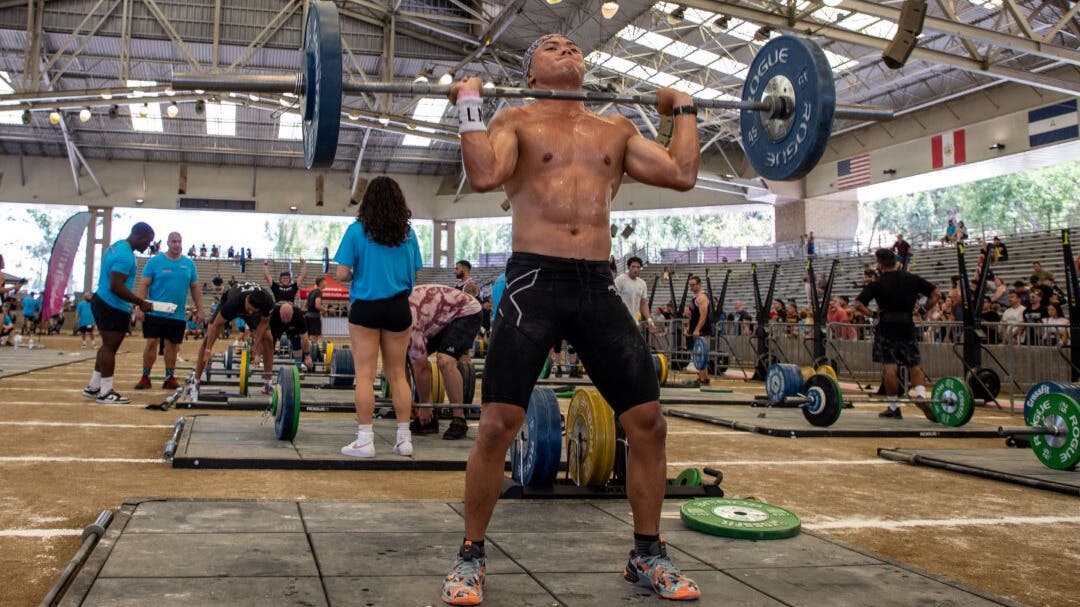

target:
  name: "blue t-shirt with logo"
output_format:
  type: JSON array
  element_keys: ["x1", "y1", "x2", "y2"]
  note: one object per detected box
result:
[
  {"x1": 142, "y1": 253, "x2": 198, "y2": 321},
  {"x1": 22, "y1": 297, "x2": 40, "y2": 317},
  {"x1": 333, "y1": 221, "x2": 423, "y2": 302},
  {"x1": 96, "y1": 240, "x2": 137, "y2": 312},
  {"x1": 76, "y1": 300, "x2": 95, "y2": 327}
]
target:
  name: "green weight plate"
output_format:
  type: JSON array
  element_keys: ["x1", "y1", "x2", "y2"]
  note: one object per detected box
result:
[
  {"x1": 1030, "y1": 392, "x2": 1080, "y2": 471},
  {"x1": 554, "y1": 390, "x2": 575, "y2": 399},
  {"x1": 270, "y1": 384, "x2": 279, "y2": 417},
  {"x1": 931, "y1": 376, "x2": 974, "y2": 427},
  {"x1": 673, "y1": 468, "x2": 702, "y2": 487},
  {"x1": 681, "y1": 497, "x2": 801, "y2": 540},
  {"x1": 539, "y1": 356, "x2": 552, "y2": 380}
]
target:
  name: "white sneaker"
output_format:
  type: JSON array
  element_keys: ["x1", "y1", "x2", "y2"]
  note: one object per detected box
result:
[
  {"x1": 96, "y1": 390, "x2": 131, "y2": 405},
  {"x1": 394, "y1": 433, "x2": 413, "y2": 456},
  {"x1": 341, "y1": 433, "x2": 376, "y2": 458}
]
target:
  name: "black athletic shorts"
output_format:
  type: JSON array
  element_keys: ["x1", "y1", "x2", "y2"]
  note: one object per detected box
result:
[
  {"x1": 872, "y1": 331, "x2": 921, "y2": 367},
  {"x1": 482, "y1": 252, "x2": 659, "y2": 415},
  {"x1": 91, "y1": 294, "x2": 131, "y2": 333},
  {"x1": 142, "y1": 314, "x2": 185, "y2": 344},
  {"x1": 77, "y1": 325, "x2": 94, "y2": 334},
  {"x1": 348, "y1": 290, "x2": 411, "y2": 332},
  {"x1": 428, "y1": 312, "x2": 482, "y2": 358},
  {"x1": 305, "y1": 315, "x2": 322, "y2": 337}
]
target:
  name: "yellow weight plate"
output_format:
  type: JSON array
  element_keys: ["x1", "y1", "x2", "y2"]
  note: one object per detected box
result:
[
  {"x1": 816, "y1": 364, "x2": 837, "y2": 380},
  {"x1": 799, "y1": 365, "x2": 814, "y2": 382},
  {"x1": 658, "y1": 354, "x2": 669, "y2": 387},
  {"x1": 324, "y1": 343, "x2": 335, "y2": 374},
  {"x1": 430, "y1": 359, "x2": 445, "y2": 404},
  {"x1": 238, "y1": 348, "x2": 250, "y2": 397},
  {"x1": 566, "y1": 388, "x2": 616, "y2": 487}
]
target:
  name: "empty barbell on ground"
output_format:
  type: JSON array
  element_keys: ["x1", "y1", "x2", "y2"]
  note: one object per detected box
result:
[{"x1": 167, "y1": 1, "x2": 894, "y2": 180}]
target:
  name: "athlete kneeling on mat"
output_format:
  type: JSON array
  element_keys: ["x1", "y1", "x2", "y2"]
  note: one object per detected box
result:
[{"x1": 192, "y1": 282, "x2": 274, "y2": 398}]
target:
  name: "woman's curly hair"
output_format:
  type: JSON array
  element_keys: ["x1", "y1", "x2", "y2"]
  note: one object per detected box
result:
[{"x1": 357, "y1": 176, "x2": 412, "y2": 247}]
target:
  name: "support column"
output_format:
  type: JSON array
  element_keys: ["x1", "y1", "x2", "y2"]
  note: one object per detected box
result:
[
  {"x1": 82, "y1": 206, "x2": 112, "y2": 293},
  {"x1": 773, "y1": 191, "x2": 859, "y2": 248},
  {"x1": 432, "y1": 220, "x2": 456, "y2": 268}
]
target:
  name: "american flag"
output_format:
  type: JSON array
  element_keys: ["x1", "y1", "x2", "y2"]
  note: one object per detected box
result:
[{"x1": 836, "y1": 154, "x2": 871, "y2": 189}]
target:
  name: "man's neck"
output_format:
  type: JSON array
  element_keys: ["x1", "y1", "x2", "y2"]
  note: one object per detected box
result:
[{"x1": 165, "y1": 251, "x2": 181, "y2": 260}]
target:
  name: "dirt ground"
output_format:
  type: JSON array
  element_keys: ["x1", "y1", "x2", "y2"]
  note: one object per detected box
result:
[{"x1": 1, "y1": 335, "x2": 1077, "y2": 606}]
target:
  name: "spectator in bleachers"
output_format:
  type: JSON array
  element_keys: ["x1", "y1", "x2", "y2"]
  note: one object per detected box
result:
[
  {"x1": 227, "y1": 246, "x2": 235, "y2": 259},
  {"x1": 991, "y1": 276, "x2": 1009, "y2": 308},
  {"x1": 892, "y1": 233, "x2": 911, "y2": 271},
  {"x1": 1044, "y1": 303, "x2": 1068, "y2": 346},
  {"x1": 1002, "y1": 291, "x2": 1025, "y2": 343},
  {"x1": 454, "y1": 260, "x2": 480, "y2": 299},
  {"x1": 806, "y1": 232, "x2": 815, "y2": 257},
  {"x1": 0, "y1": 304, "x2": 13, "y2": 345},
  {"x1": 1030, "y1": 261, "x2": 1053, "y2": 284},
  {"x1": 828, "y1": 296, "x2": 854, "y2": 340},
  {"x1": 772, "y1": 299, "x2": 786, "y2": 322},
  {"x1": 199, "y1": 244, "x2": 207, "y2": 257},
  {"x1": 956, "y1": 221, "x2": 968, "y2": 242},
  {"x1": 187, "y1": 245, "x2": 196, "y2": 258},
  {"x1": 941, "y1": 219, "x2": 957, "y2": 245},
  {"x1": 1013, "y1": 280, "x2": 1030, "y2": 307},
  {"x1": 246, "y1": 248, "x2": 252, "y2": 259},
  {"x1": 211, "y1": 245, "x2": 220, "y2": 258},
  {"x1": 980, "y1": 297, "x2": 1001, "y2": 344},
  {"x1": 990, "y1": 236, "x2": 1008, "y2": 262}
]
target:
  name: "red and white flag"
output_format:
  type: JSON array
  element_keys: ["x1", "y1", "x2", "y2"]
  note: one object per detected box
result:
[{"x1": 931, "y1": 129, "x2": 966, "y2": 169}]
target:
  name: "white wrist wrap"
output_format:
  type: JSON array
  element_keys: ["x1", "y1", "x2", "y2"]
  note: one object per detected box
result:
[{"x1": 457, "y1": 96, "x2": 486, "y2": 134}]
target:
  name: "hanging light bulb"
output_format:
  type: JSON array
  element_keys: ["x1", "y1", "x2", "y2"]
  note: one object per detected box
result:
[
  {"x1": 545, "y1": 0, "x2": 561, "y2": 4},
  {"x1": 249, "y1": 94, "x2": 260, "y2": 101},
  {"x1": 137, "y1": 104, "x2": 149, "y2": 118},
  {"x1": 348, "y1": 112, "x2": 360, "y2": 121},
  {"x1": 821, "y1": 0, "x2": 843, "y2": 6},
  {"x1": 79, "y1": 107, "x2": 92, "y2": 122},
  {"x1": 482, "y1": 81, "x2": 495, "y2": 90},
  {"x1": 165, "y1": 88, "x2": 175, "y2": 96},
  {"x1": 48, "y1": 110, "x2": 61, "y2": 125},
  {"x1": 600, "y1": 0, "x2": 619, "y2": 19},
  {"x1": 100, "y1": 91, "x2": 113, "y2": 100},
  {"x1": 377, "y1": 114, "x2": 391, "y2": 126},
  {"x1": 439, "y1": 72, "x2": 454, "y2": 85},
  {"x1": 166, "y1": 102, "x2": 179, "y2": 118}
]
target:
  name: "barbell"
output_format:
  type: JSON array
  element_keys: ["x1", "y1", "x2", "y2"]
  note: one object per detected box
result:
[{"x1": 167, "y1": 1, "x2": 895, "y2": 181}]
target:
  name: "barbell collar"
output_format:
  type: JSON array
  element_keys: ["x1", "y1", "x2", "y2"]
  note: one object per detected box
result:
[
  {"x1": 169, "y1": 72, "x2": 894, "y2": 121},
  {"x1": 996, "y1": 425, "x2": 1064, "y2": 437}
]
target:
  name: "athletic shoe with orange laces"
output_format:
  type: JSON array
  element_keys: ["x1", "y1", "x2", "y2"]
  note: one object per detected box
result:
[
  {"x1": 624, "y1": 538, "x2": 701, "y2": 601},
  {"x1": 441, "y1": 541, "x2": 485, "y2": 606}
]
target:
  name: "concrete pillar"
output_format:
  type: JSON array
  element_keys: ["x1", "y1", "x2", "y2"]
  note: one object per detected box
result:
[
  {"x1": 82, "y1": 207, "x2": 109, "y2": 294},
  {"x1": 432, "y1": 220, "x2": 455, "y2": 268},
  {"x1": 773, "y1": 191, "x2": 859, "y2": 246}
]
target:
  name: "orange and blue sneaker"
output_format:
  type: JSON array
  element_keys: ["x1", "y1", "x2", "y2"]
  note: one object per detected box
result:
[
  {"x1": 441, "y1": 541, "x2": 486, "y2": 606},
  {"x1": 624, "y1": 539, "x2": 701, "y2": 601}
]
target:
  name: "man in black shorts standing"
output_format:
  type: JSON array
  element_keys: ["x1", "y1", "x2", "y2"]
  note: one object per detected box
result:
[
  {"x1": 305, "y1": 276, "x2": 326, "y2": 343},
  {"x1": 442, "y1": 33, "x2": 701, "y2": 604},
  {"x1": 854, "y1": 249, "x2": 939, "y2": 420},
  {"x1": 683, "y1": 275, "x2": 711, "y2": 385},
  {"x1": 192, "y1": 282, "x2": 274, "y2": 399}
]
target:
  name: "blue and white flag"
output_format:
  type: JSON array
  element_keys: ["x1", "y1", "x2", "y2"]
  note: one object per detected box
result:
[{"x1": 1028, "y1": 99, "x2": 1078, "y2": 148}]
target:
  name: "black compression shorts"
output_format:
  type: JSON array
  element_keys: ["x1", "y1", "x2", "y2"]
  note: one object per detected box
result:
[
  {"x1": 482, "y1": 252, "x2": 659, "y2": 416},
  {"x1": 428, "y1": 312, "x2": 482, "y2": 358}
]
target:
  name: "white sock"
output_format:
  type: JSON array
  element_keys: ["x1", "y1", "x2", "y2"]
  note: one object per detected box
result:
[
  {"x1": 101, "y1": 377, "x2": 114, "y2": 395},
  {"x1": 89, "y1": 371, "x2": 102, "y2": 390},
  {"x1": 888, "y1": 396, "x2": 899, "y2": 411},
  {"x1": 357, "y1": 424, "x2": 373, "y2": 438},
  {"x1": 914, "y1": 385, "x2": 927, "y2": 397},
  {"x1": 397, "y1": 422, "x2": 411, "y2": 438}
]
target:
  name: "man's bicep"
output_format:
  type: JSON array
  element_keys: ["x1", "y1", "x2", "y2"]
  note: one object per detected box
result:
[{"x1": 486, "y1": 114, "x2": 519, "y2": 180}]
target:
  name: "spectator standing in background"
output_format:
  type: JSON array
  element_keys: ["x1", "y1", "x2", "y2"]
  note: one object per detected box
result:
[
  {"x1": 806, "y1": 232, "x2": 815, "y2": 257},
  {"x1": 892, "y1": 233, "x2": 911, "y2": 271},
  {"x1": 991, "y1": 236, "x2": 1008, "y2": 262}
]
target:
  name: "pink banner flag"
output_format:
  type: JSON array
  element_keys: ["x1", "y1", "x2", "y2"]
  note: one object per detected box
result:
[{"x1": 41, "y1": 211, "x2": 90, "y2": 319}]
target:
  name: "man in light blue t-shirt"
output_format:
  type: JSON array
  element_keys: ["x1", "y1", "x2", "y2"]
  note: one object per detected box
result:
[
  {"x1": 20, "y1": 293, "x2": 40, "y2": 335},
  {"x1": 134, "y1": 232, "x2": 204, "y2": 391},
  {"x1": 75, "y1": 292, "x2": 96, "y2": 349},
  {"x1": 83, "y1": 222, "x2": 155, "y2": 405}
]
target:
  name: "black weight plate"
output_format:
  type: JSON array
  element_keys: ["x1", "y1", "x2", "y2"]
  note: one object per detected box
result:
[
  {"x1": 301, "y1": 1, "x2": 342, "y2": 169},
  {"x1": 458, "y1": 359, "x2": 476, "y2": 405},
  {"x1": 801, "y1": 373, "x2": 843, "y2": 427},
  {"x1": 966, "y1": 367, "x2": 1001, "y2": 402}
]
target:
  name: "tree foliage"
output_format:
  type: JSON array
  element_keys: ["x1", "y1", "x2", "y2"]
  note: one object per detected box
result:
[{"x1": 859, "y1": 160, "x2": 1080, "y2": 247}]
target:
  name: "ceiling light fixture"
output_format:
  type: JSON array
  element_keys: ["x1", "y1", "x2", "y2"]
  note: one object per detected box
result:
[
  {"x1": 439, "y1": 72, "x2": 454, "y2": 85},
  {"x1": 882, "y1": 168, "x2": 897, "y2": 175},
  {"x1": 195, "y1": 100, "x2": 206, "y2": 116},
  {"x1": 165, "y1": 88, "x2": 175, "y2": 96},
  {"x1": 137, "y1": 104, "x2": 149, "y2": 118},
  {"x1": 546, "y1": 0, "x2": 561, "y2": 4},
  {"x1": 79, "y1": 107, "x2": 92, "y2": 122},
  {"x1": 100, "y1": 91, "x2": 112, "y2": 100},
  {"x1": 348, "y1": 112, "x2": 360, "y2": 121},
  {"x1": 989, "y1": 143, "x2": 1006, "y2": 151},
  {"x1": 48, "y1": 110, "x2": 61, "y2": 125},
  {"x1": 601, "y1": 0, "x2": 619, "y2": 19},
  {"x1": 482, "y1": 81, "x2": 496, "y2": 90},
  {"x1": 135, "y1": 198, "x2": 144, "y2": 205},
  {"x1": 289, "y1": 205, "x2": 298, "y2": 213},
  {"x1": 822, "y1": 0, "x2": 843, "y2": 6},
  {"x1": 754, "y1": 26, "x2": 773, "y2": 41},
  {"x1": 108, "y1": 105, "x2": 119, "y2": 119},
  {"x1": 413, "y1": 69, "x2": 431, "y2": 84},
  {"x1": 378, "y1": 114, "x2": 390, "y2": 126},
  {"x1": 166, "y1": 102, "x2": 179, "y2": 118},
  {"x1": 666, "y1": 6, "x2": 685, "y2": 25}
]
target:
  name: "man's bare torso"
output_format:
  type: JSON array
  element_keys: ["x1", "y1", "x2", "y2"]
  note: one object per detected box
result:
[{"x1": 502, "y1": 103, "x2": 634, "y2": 261}]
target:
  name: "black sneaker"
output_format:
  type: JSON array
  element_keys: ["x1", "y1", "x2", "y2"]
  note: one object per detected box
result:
[
  {"x1": 878, "y1": 407, "x2": 902, "y2": 419},
  {"x1": 443, "y1": 417, "x2": 468, "y2": 440},
  {"x1": 410, "y1": 416, "x2": 440, "y2": 434}
]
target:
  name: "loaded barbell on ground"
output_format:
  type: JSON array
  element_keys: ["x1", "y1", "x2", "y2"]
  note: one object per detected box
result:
[{"x1": 167, "y1": 1, "x2": 894, "y2": 180}]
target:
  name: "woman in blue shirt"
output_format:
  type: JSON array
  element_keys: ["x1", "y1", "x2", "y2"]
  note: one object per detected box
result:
[{"x1": 334, "y1": 176, "x2": 423, "y2": 458}]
